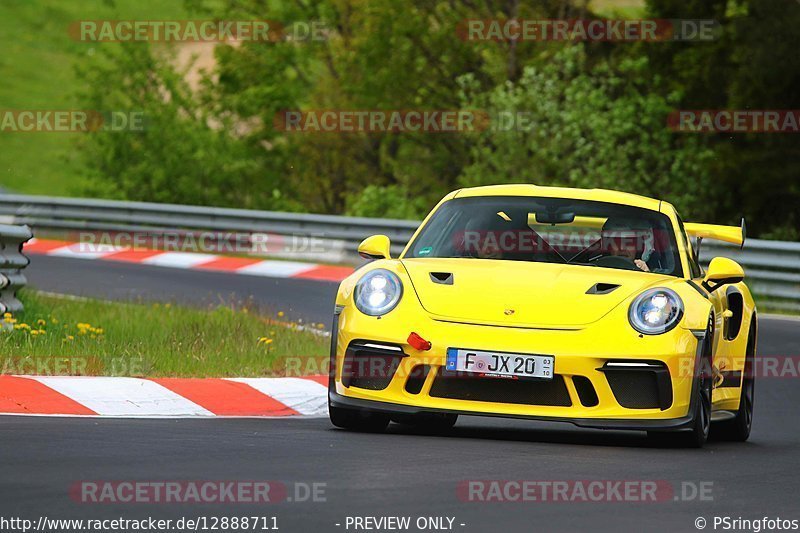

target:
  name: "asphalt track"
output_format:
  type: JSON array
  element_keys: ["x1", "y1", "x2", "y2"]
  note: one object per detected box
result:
[
  {"x1": 23, "y1": 254, "x2": 339, "y2": 324},
  {"x1": 2, "y1": 254, "x2": 799, "y2": 532}
]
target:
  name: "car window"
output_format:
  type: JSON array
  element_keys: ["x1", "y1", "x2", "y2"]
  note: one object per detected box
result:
[{"x1": 407, "y1": 196, "x2": 684, "y2": 277}]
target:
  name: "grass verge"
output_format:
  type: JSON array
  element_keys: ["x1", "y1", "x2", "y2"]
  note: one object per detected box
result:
[
  {"x1": 0, "y1": 0, "x2": 192, "y2": 196},
  {"x1": 0, "y1": 290, "x2": 328, "y2": 378}
]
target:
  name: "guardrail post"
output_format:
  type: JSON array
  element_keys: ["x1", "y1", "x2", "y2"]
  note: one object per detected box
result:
[{"x1": 0, "y1": 224, "x2": 33, "y2": 314}]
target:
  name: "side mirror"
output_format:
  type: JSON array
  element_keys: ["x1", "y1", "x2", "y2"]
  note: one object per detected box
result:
[
  {"x1": 702, "y1": 257, "x2": 744, "y2": 292},
  {"x1": 358, "y1": 234, "x2": 391, "y2": 260}
]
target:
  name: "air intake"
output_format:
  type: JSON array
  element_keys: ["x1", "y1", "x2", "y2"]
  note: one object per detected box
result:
[
  {"x1": 429, "y1": 272, "x2": 454, "y2": 285},
  {"x1": 586, "y1": 283, "x2": 621, "y2": 295}
]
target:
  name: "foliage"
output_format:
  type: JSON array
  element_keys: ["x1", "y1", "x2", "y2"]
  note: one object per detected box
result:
[
  {"x1": 345, "y1": 184, "x2": 429, "y2": 220},
  {"x1": 3, "y1": 0, "x2": 796, "y2": 237},
  {"x1": 77, "y1": 42, "x2": 282, "y2": 209},
  {"x1": 643, "y1": 0, "x2": 800, "y2": 234},
  {"x1": 457, "y1": 46, "x2": 716, "y2": 219}
]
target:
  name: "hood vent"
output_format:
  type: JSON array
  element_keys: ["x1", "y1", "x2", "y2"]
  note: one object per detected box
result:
[
  {"x1": 429, "y1": 272, "x2": 454, "y2": 285},
  {"x1": 586, "y1": 283, "x2": 620, "y2": 295}
]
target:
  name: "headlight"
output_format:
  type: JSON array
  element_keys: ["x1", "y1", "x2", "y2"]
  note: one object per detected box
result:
[
  {"x1": 354, "y1": 269, "x2": 403, "y2": 316},
  {"x1": 628, "y1": 288, "x2": 683, "y2": 335}
]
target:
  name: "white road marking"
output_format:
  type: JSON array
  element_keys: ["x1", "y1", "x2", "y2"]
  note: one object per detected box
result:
[
  {"x1": 26, "y1": 376, "x2": 215, "y2": 417},
  {"x1": 235, "y1": 260, "x2": 316, "y2": 277},
  {"x1": 227, "y1": 377, "x2": 328, "y2": 416},
  {"x1": 140, "y1": 252, "x2": 218, "y2": 268},
  {"x1": 47, "y1": 244, "x2": 121, "y2": 259}
]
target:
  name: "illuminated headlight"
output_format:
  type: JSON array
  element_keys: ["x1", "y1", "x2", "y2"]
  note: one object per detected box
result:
[
  {"x1": 354, "y1": 269, "x2": 403, "y2": 316},
  {"x1": 628, "y1": 288, "x2": 683, "y2": 335}
]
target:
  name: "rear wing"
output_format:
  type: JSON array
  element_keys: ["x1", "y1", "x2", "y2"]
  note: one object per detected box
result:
[{"x1": 685, "y1": 218, "x2": 746, "y2": 248}]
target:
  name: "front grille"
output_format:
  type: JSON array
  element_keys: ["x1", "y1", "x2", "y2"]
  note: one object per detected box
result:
[
  {"x1": 605, "y1": 370, "x2": 661, "y2": 409},
  {"x1": 342, "y1": 342, "x2": 404, "y2": 390},
  {"x1": 429, "y1": 369, "x2": 571, "y2": 407}
]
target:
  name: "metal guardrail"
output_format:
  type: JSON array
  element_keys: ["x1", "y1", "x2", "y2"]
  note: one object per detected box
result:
[
  {"x1": 699, "y1": 240, "x2": 800, "y2": 312},
  {"x1": 0, "y1": 223, "x2": 33, "y2": 314},
  {"x1": 0, "y1": 193, "x2": 417, "y2": 261},
  {"x1": 0, "y1": 193, "x2": 798, "y2": 311}
]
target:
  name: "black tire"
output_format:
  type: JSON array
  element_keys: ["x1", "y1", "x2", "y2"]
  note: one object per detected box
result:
[
  {"x1": 711, "y1": 320, "x2": 756, "y2": 442},
  {"x1": 649, "y1": 313, "x2": 714, "y2": 448},
  {"x1": 391, "y1": 412, "x2": 458, "y2": 432},
  {"x1": 329, "y1": 404, "x2": 390, "y2": 432}
]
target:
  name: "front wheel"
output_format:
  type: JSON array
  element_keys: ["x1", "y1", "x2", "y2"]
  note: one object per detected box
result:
[
  {"x1": 711, "y1": 320, "x2": 756, "y2": 442},
  {"x1": 649, "y1": 314, "x2": 713, "y2": 448}
]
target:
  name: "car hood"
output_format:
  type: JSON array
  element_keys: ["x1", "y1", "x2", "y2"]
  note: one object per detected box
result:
[{"x1": 400, "y1": 258, "x2": 669, "y2": 328}]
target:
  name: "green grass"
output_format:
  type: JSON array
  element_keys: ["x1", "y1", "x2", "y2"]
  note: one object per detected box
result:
[
  {"x1": 0, "y1": 290, "x2": 329, "y2": 377},
  {"x1": 0, "y1": 0, "x2": 192, "y2": 196}
]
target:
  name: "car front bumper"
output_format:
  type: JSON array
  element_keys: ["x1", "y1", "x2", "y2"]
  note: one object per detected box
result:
[{"x1": 331, "y1": 305, "x2": 704, "y2": 431}]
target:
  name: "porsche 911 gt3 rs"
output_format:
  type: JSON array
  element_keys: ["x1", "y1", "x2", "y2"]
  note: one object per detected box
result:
[{"x1": 328, "y1": 184, "x2": 756, "y2": 447}]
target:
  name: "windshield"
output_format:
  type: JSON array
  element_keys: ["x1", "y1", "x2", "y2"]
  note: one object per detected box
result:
[{"x1": 406, "y1": 196, "x2": 683, "y2": 276}]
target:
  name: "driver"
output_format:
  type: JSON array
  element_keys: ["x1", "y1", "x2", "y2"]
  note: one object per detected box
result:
[
  {"x1": 600, "y1": 217, "x2": 652, "y2": 272},
  {"x1": 463, "y1": 211, "x2": 509, "y2": 259}
]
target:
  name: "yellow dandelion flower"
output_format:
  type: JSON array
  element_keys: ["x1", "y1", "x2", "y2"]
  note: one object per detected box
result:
[
  {"x1": 277, "y1": 311, "x2": 285, "y2": 318},
  {"x1": 4, "y1": 317, "x2": 16, "y2": 324},
  {"x1": 31, "y1": 330, "x2": 39, "y2": 336},
  {"x1": 3, "y1": 312, "x2": 11, "y2": 318},
  {"x1": 37, "y1": 319, "x2": 46, "y2": 326}
]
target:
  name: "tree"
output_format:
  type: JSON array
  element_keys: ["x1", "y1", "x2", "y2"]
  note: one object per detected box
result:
[
  {"x1": 457, "y1": 46, "x2": 715, "y2": 219},
  {"x1": 77, "y1": 42, "x2": 280, "y2": 209}
]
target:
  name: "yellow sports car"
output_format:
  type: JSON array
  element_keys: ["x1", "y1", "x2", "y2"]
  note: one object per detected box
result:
[{"x1": 328, "y1": 185, "x2": 756, "y2": 447}]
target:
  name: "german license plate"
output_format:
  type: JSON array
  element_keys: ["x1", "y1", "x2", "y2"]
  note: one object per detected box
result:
[{"x1": 445, "y1": 348, "x2": 554, "y2": 380}]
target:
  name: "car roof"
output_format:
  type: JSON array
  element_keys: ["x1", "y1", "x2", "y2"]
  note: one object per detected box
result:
[{"x1": 451, "y1": 184, "x2": 665, "y2": 212}]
